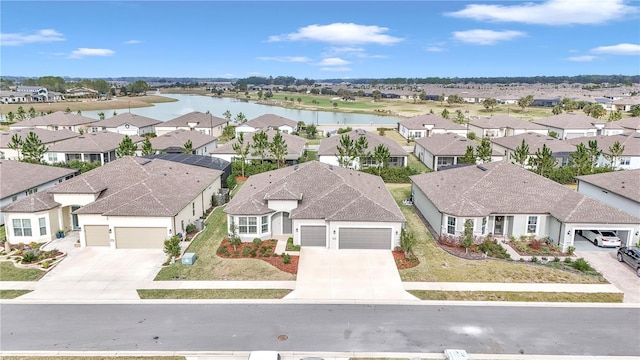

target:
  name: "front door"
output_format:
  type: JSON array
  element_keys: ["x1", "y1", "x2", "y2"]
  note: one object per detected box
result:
[
  {"x1": 282, "y1": 212, "x2": 292, "y2": 234},
  {"x1": 494, "y1": 216, "x2": 504, "y2": 236},
  {"x1": 71, "y1": 206, "x2": 80, "y2": 230}
]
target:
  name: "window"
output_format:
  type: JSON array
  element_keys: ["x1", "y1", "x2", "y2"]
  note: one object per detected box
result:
[
  {"x1": 25, "y1": 187, "x2": 37, "y2": 196},
  {"x1": 481, "y1": 217, "x2": 487, "y2": 234},
  {"x1": 620, "y1": 157, "x2": 630, "y2": 165},
  {"x1": 238, "y1": 216, "x2": 258, "y2": 234},
  {"x1": 11, "y1": 195, "x2": 18, "y2": 202},
  {"x1": 48, "y1": 153, "x2": 57, "y2": 162},
  {"x1": 447, "y1": 216, "x2": 456, "y2": 235},
  {"x1": 39, "y1": 217, "x2": 47, "y2": 236},
  {"x1": 12, "y1": 219, "x2": 32, "y2": 237},
  {"x1": 192, "y1": 202, "x2": 195, "y2": 216},
  {"x1": 261, "y1": 215, "x2": 269, "y2": 233},
  {"x1": 527, "y1": 216, "x2": 538, "y2": 234}
]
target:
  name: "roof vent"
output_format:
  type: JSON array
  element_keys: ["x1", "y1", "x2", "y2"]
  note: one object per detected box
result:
[
  {"x1": 329, "y1": 165, "x2": 333, "y2": 170},
  {"x1": 477, "y1": 165, "x2": 488, "y2": 171},
  {"x1": 294, "y1": 164, "x2": 299, "y2": 170},
  {"x1": 140, "y1": 159, "x2": 152, "y2": 165}
]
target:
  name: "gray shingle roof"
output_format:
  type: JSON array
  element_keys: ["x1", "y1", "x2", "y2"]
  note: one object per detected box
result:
[
  {"x1": 243, "y1": 114, "x2": 298, "y2": 129},
  {"x1": 577, "y1": 169, "x2": 640, "y2": 204},
  {"x1": 0, "y1": 160, "x2": 78, "y2": 198},
  {"x1": 531, "y1": 113, "x2": 605, "y2": 129},
  {"x1": 610, "y1": 117, "x2": 640, "y2": 131},
  {"x1": 10, "y1": 111, "x2": 99, "y2": 127},
  {"x1": 469, "y1": 115, "x2": 548, "y2": 130},
  {"x1": 47, "y1": 131, "x2": 144, "y2": 153},
  {"x1": 159, "y1": 111, "x2": 227, "y2": 129},
  {"x1": 566, "y1": 133, "x2": 640, "y2": 156},
  {"x1": 91, "y1": 113, "x2": 162, "y2": 128},
  {"x1": 492, "y1": 133, "x2": 577, "y2": 154},
  {"x1": 0, "y1": 128, "x2": 79, "y2": 147},
  {"x1": 410, "y1": 161, "x2": 640, "y2": 224},
  {"x1": 398, "y1": 114, "x2": 467, "y2": 131},
  {"x1": 318, "y1": 129, "x2": 408, "y2": 156},
  {"x1": 415, "y1": 133, "x2": 502, "y2": 156},
  {"x1": 225, "y1": 161, "x2": 405, "y2": 223},
  {"x1": 1, "y1": 191, "x2": 60, "y2": 213},
  {"x1": 212, "y1": 129, "x2": 306, "y2": 159},
  {"x1": 150, "y1": 129, "x2": 216, "y2": 151}
]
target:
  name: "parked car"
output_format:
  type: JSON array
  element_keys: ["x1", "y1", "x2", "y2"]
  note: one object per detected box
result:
[
  {"x1": 617, "y1": 246, "x2": 640, "y2": 277},
  {"x1": 248, "y1": 351, "x2": 281, "y2": 360},
  {"x1": 581, "y1": 230, "x2": 622, "y2": 248}
]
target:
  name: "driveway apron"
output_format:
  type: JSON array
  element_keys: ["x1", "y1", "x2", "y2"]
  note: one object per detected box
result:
[
  {"x1": 288, "y1": 247, "x2": 418, "y2": 301},
  {"x1": 576, "y1": 250, "x2": 640, "y2": 304}
]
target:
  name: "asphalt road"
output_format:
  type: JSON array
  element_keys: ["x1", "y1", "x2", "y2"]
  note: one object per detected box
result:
[{"x1": 1, "y1": 304, "x2": 639, "y2": 356}]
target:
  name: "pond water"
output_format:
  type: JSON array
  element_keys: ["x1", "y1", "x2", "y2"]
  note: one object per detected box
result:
[{"x1": 80, "y1": 94, "x2": 402, "y2": 126}]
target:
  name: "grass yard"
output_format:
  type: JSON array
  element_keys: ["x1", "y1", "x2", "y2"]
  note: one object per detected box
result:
[
  {"x1": 407, "y1": 153, "x2": 429, "y2": 173},
  {"x1": 0, "y1": 261, "x2": 46, "y2": 281},
  {"x1": 409, "y1": 290, "x2": 623, "y2": 303},
  {"x1": 387, "y1": 184, "x2": 607, "y2": 284},
  {"x1": 0, "y1": 290, "x2": 32, "y2": 299},
  {"x1": 154, "y1": 206, "x2": 296, "y2": 281},
  {"x1": 138, "y1": 289, "x2": 291, "y2": 299}
]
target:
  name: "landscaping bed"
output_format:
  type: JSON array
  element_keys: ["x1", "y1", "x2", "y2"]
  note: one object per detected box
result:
[
  {"x1": 508, "y1": 237, "x2": 573, "y2": 257},
  {"x1": 216, "y1": 239, "x2": 298, "y2": 275},
  {"x1": 436, "y1": 234, "x2": 511, "y2": 260},
  {"x1": 0, "y1": 241, "x2": 65, "y2": 271},
  {"x1": 392, "y1": 249, "x2": 419, "y2": 269}
]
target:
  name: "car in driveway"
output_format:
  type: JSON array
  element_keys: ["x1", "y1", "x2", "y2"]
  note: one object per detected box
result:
[
  {"x1": 580, "y1": 229, "x2": 622, "y2": 247},
  {"x1": 617, "y1": 246, "x2": 640, "y2": 277}
]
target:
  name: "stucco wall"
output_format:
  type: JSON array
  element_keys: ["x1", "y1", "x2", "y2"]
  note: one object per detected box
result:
[
  {"x1": 3, "y1": 209, "x2": 58, "y2": 244},
  {"x1": 578, "y1": 181, "x2": 640, "y2": 218}
]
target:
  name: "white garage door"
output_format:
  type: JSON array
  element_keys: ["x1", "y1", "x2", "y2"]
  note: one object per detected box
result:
[
  {"x1": 300, "y1": 225, "x2": 326, "y2": 247},
  {"x1": 114, "y1": 227, "x2": 167, "y2": 249},
  {"x1": 85, "y1": 225, "x2": 110, "y2": 246},
  {"x1": 339, "y1": 228, "x2": 392, "y2": 250}
]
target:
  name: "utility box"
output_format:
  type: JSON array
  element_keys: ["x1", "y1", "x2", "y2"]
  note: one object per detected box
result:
[
  {"x1": 194, "y1": 218, "x2": 204, "y2": 231},
  {"x1": 444, "y1": 349, "x2": 470, "y2": 360},
  {"x1": 182, "y1": 252, "x2": 196, "y2": 265}
]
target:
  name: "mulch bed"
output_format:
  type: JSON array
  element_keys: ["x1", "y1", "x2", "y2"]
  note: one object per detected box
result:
[
  {"x1": 216, "y1": 239, "x2": 298, "y2": 275},
  {"x1": 438, "y1": 243, "x2": 488, "y2": 260},
  {"x1": 507, "y1": 241, "x2": 569, "y2": 257},
  {"x1": 392, "y1": 250, "x2": 420, "y2": 269}
]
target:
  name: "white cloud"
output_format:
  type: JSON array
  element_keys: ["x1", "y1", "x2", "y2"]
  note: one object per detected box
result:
[
  {"x1": 268, "y1": 23, "x2": 403, "y2": 45},
  {"x1": 320, "y1": 66, "x2": 352, "y2": 72},
  {"x1": 124, "y1": 40, "x2": 141, "y2": 45},
  {"x1": 567, "y1": 55, "x2": 596, "y2": 62},
  {"x1": 69, "y1": 48, "x2": 115, "y2": 59},
  {"x1": 445, "y1": 0, "x2": 634, "y2": 25},
  {"x1": 452, "y1": 29, "x2": 525, "y2": 45},
  {"x1": 1, "y1": 29, "x2": 65, "y2": 46},
  {"x1": 322, "y1": 46, "x2": 387, "y2": 59},
  {"x1": 426, "y1": 46, "x2": 445, "y2": 52},
  {"x1": 257, "y1": 56, "x2": 312, "y2": 63},
  {"x1": 317, "y1": 57, "x2": 350, "y2": 66},
  {"x1": 591, "y1": 43, "x2": 640, "y2": 55}
]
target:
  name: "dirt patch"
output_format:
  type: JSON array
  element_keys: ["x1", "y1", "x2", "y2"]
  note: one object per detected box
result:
[{"x1": 216, "y1": 239, "x2": 298, "y2": 275}]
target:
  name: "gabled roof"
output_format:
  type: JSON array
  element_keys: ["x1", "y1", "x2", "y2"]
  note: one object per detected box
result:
[
  {"x1": 566, "y1": 133, "x2": 640, "y2": 156},
  {"x1": 469, "y1": 115, "x2": 547, "y2": 130},
  {"x1": 0, "y1": 160, "x2": 78, "y2": 198},
  {"x1": 491, "y1": 133, "x2": 576, "y2": 154},
  {"x1": 143, "y1": 154, "x2": 230, "y2": 172},
  {"x1": 398, "y1": 114, "x2": 467, "y2": 131},
  {"x1": 577, "y1": 169, "x2": 640, "y2": 204},
  {"x1": 0, "y1": 128, "x2": 78, "y2": 147},
  {"x1": 225, "y1": 161, "x2": 405, "y2": 223},
  {"x1": 410, "y1": 161, "x2": 640, "y2": 224},
  {"x1": 1, "y1": 192, "x2": 60, "y2": 213},
  {"x1": 47, "y1": 131, "x2": 144, "y2": 153},
  {"x1": 531, "y1": 113, "x2": 605, "y2": 130},
  {"x1": 610, "y1": 117, "x2": 640, "y2": 131},
  {"x1": 91, "y1": 113, "x2": 162, "y2": 128},
  {"x1": 415, "y1": 133, "x2": 501, "y2": 156},
  {"x1": 239, "y1": 114, "x2": 297, "y2": 130},
  {"x1": 212, "y1": 129, "x2": 306, "y2": 159},
  {"x1": 318, "y1": 129, "x2": 408, "y2": 156},
  {"x1": 10, "y1": 111, "x2": 98, "y2": 127},
  {"x1": 149, "y1": 129, "x2": 216, "y2": 151},
  {"x1": 158, "y1": 111, "x2": 227, "y2": 128}
]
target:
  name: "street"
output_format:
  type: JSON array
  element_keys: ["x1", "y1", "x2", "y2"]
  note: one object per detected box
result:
[{"x1": 1, "y1": 303, "x2": 639, "y2": 356}]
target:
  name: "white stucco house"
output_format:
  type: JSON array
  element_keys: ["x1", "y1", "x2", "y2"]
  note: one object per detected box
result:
[
  {"x1": 155, "y1": 111, "x2": 228, "y2": 137},
  {"x1": 44, "y1": 131, "x2": 144, "y2": 165},
  {"x1": 0, "y1": 128, "x2": 79, "y2": 161},
  {"x1": 210, "y1": 129, "x2": 306, "y2": 164},
  {"x1": 9, "y1": 111, "x2": 99, "y2": 133},
  {"x1": 89, "y1": 113, "x2": 161, "y2": 136},
  {"x1": 318, "y1": 129, "x2": 408, "y2": 169},
  {"x1": 566, "y1": 133, "x2": 640, "y2": 170},
  {"x1": 397, "y1": 114, "x2": 468, "y2": 140},
  {"x1": 467, "y1": 115, "x2": 549, "y2": 139},
  {"x1": 235, "y1": 114, "x2": 298, "y2": 136},
  {"x1": 577, "y1": 169, "x2": 640, "y2": 221},
  {"x1": 410, "y1": 161, "x2": 640, "y2": 252},
  {"x1": 414, "y1": 133, "x2": 503, "y2": 171},
  {"x1": 2, "y1": 157, "x2": 222, "y2": 248},
  {"x1": 531, "y1": 113, "x2": 606, "y2": 140},
  {"x1": 491, "y1": 132, "x2": 577, "y2": 168},
  {"x1": 224, "y1": 161, "x2": 405, "y2": 250}
]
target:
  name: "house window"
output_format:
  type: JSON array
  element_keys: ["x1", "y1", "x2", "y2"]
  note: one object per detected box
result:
[
  {"x1": 261, "y1": 215, "x2": 269, "y2": 233},
  {"x1": 447, "y1": 216, "x2": 456, "y2": 235},
  {"x1": 527, "y1": 216, "x2": 538, "y2": 234},
  {"x1": 11, "y1": 195, "x2": 18, "y2": 202},
  {"x1": 48, "y1": 153, "x2": 57, "y2": 162},
  {"x1": 481, "y1": 217, "x2": 487, "y2": 234},
  {"x1": 25, "y1": 187, "x2": 37, "y2": 196},
  {"x1": 39, "y1": 217, "x2": 47, "y2": 236},
  {"x1": 12, "y1": 219, "x2": 32, "y2": 237},
  {"x1": 238, "y1": 216, "x2": 258, "y2": 234},
  {"x1": 192, "y1": 202, "x2": 195, "y2": 216},
  {"x1": 620, "y1": 157, "x2": 630, "y2": 165}
]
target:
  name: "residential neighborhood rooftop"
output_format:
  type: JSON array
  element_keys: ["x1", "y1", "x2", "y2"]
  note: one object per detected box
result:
[
  {"x1": 469, "y1": 114, "x2": 548, "y2": 130},
  {"x1": 566, "y1": 133, "x2": 640, "y2": 156},
  {"x1": 159, "y1": 111, "x2": 227, "y2": 128},
  {"x1": 318, "y1": 128, "x2": 407, "y2": 156},
  {"x1": 414, "y1": 133, "x2": 502, "y2": 156},
  {"x1": 149, "y1": 129, "x2": 216, "y2": 151},
  {"x1": 531, "y1": 113, "x2": 606, "y2": 129},
  {"x1": 398, "y1": 114, "x2": 468, "y2": 131},
  {"x1": 10, "y1": 111, "x2": 99, "y2": 127},
  {"x1": 0, "y1": 128, "x2": 79, "y2": 147},
  {"x1": 491, "y1": 132, "x2": 577, "y2": 154},
  {"x1": 242, "y1": 114, "x2": 298, "y2": 129},
  {"x1": 576, "y1": 169, "x2": 640, "y2": 204},
  {"x1": 0, "y1": 160, "x2": 78, "y2": 199},
  {"x1": 47, "y1": 131, "x2": 144, "y2": 153},
  {"x1": 91, "y1": 113, "x2": 162, "y2": 128},
  {"x1": 212, "y1": 129, "x2": 306, "y2": 159}
]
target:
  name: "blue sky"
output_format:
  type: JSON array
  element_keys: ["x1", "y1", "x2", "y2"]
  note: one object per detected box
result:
[{"x1": 2, "y1": 0, "x2": 639, "y2": 79}]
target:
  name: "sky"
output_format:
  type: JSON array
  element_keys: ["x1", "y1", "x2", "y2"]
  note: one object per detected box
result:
[{"x1": 1, "y1": 0, "x2": 639, "y2": 79}]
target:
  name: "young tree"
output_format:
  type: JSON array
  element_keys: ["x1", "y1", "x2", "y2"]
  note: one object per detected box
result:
[
  {"x1": 141, "y1": 138, "x2": 154, "y2": 156},
  {"x1": 222, "y1": 125, "x2": 235, "y2": 140},
  {"x1": 251, "y1": 130, "x2": 269, "y2": 164},
  {"x1": 354, "y1": 135, "x2": 370, "y2": 168},
  {"x1": 373, "y1": 144, "x2": 391, "y2": 175},
  {"x1": 335, "y1": 134, "x2": 357, "y2": 168},
  {"x1": 570, "y1": 143, "x2": 592, "y2": 176},
  {"x1": 21, "y1": 131, "x2": 48, "y2": 163},
  {"x1": 605, "y1": 140, "x2": 625, "y2": 169},
  {"x1": 587, "y1": 139, "x2": 602, "y2": 170},
  {"x1": 234, "y1": 112, "x2": 247, "y2": 124},
  {"x1": 7, "y1": 133, "x2": 24, "y2": 160},
  {"x1": 305, "y1": 123, "x2": 318, "y2": 139},
  {"x1": 459, "y1": 145, "x2": 476, "y2": 164},
  {"x1": 399, "y1": 229, "x2": 417, "y2": 257},
  {"x1": 163, "y1": 235, "x2": 182, "y2": 258},
  {"x1": 232, "y1": 132, "x2": 251, "y2": 177},
  {"x1": 182, "y1": 139, "x2": 193, "y2": 154},
  {"x1": 517, "y1": 95, "x2": 534, "y2": 112},
  {"x1": 462, "y1": 219, "x2": 474, "y2": 254},
  {"x1": 511, "y1": 139, "x2": 529, "y2": 167},
  {"x1": 228, "y1": 222, "x2": 241, "y2": 251},
  {"x1": 475, "y1": 138, "x2": 492, "y2": 164},
  {"x1": 608, "y1": 110, "x2": 622, "y2": 122},
  {"x1": 222, "y1": 109, "x2": 232, "y2": 122},
  {"x1": 441, "y1": 108, "x2": 450, "y2": 119},
  {"x1": 552, "y1": 104, "x2": 563, "y2": 115},
  {"x1": 529, "y1": 144, "x2": 557, "y2": 177},
  {"x1": 482, "y1": 98, "x2": 497, "y2": 113},
  {"x1": 98, "y1": 111, "x2": 106, "y2": 121},
  {"x1": 269, "y1": 131, "x2": 288, "y2": 169},
  {"x1": 116, "y1": 135, "x2": 137, "y2": 157}
]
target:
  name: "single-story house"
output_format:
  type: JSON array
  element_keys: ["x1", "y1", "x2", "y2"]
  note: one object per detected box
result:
[
  {"x1": 142, "y1": 153, "x2": 232, "y2": 189},
  {"x1": 1, "y1": 128, "x2": 79, "y2": 161},
  {"x1": 414, "y1": 133, "x2": 503, "y2": 171},
  {"x1": 531, "y1": 113, "x2": 606, "y2": 140},
  {"x1": 2, "y1": 156, "x2": 223, "y2": 248},
  {"x1": 155, "y1": 111, "x2": 228, "y2": 137},
  {"x1": 0, "y1": 160, "x2": 78, "y2": 226},
  {"x1": 235, "y1": 114, "x2": 298, "y2": 135},
  {"x1": 491, "y1": 132, "x2": 576, "y2": 168},
  {"x1": 410, "y1": 161, "x2": 640, "y2": 252},
  {"x1": 224, "y1": 160, "x2": 405, "y2": 249},
  {"x1": 318, "y1": 128, "x2": 408, "y2": 169},
  {"x1": 211, "y1": 129, "x2": 306, "y2": 164},
  {"x1": 9, "y1": 111, "x2": 99, "y2": 133},
  {"x1": 467, "y1": 115, "x2": 549, "y2": 139},
  {"x1": 45, "y1": 131, "x2": 144, "y2": 165},
  {"x1": 147, "y1": 129, "x2": 217, "y2": 156},
  {"x1": 397, "y1": 114, "x2": 468, "y2": 140},
  {"x1": 577, "y1": 169, "x2": 640, "y2": 221},
  {"x1": 566, "y1": 133, "x2": 640, "y2": 170},
  {"x1": 610, "y1": 117, "x2": 640, "y2": 134},
  {"x1": 89, "y1": 113, "x2": 161, "y2": 136}
]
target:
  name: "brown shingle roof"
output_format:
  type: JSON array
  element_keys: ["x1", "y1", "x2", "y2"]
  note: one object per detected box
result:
[
  {"x1": 611, "y1": 117, "x2": 640, "y2": 131},
  {"x1": 243, "y1": 114, "x2": 298, "y2": 129},
  {"x1": 398, "y1": 114, "x2": 467, "y2": 131},
  {"x1": 469, "y1": 115, "x2": 548, "y2": 130},
  {"x1": 410, "y1": 161, "x2": 640, "y2": 223},
  {"x1": 492, "y1": 133, "x2": 576, "y2": 154},
  {"x1": 566, "y1": 133, "x2": 640, "y2": 156},
  {"x1": 577, "y1": 169, "x2": 640, "y2": 203},
  {"x1": 0, "y1": 160, "x2": 78, "y2": 198},
  {"x1": 159, "y1": 111, "x2": 227, "y2": 129},
  {"x1": 91, "y1": 113, "x2": 162, "y2": 128},
  {"x1": 225, "y1": 161, "x2": 405, "y2": 223},
  {"x1": 0, "y1": 128, "x2": 79, "y2": 147},
  {"x1": 1, "y1": 191, "x2": 59, "y2": 213},
  {"x1": 150, "y1": 129, "x2": 216, "y2": 151},
  {"x1": 415, "y1": 133, "x2": 502, "y2": 156},
  {"x1": 212, "y1": 129, "x2": 306, "y2": 159},
  {"x1": 318, "y1": 129, "x2": 408, "y2": 156},
  {"x1": 531, "y1": 113, "x2": 605, "y2": 129},
  {"x1": 10, "y1": 111, "x2": 98, "y2": 127},
  {"x1": 47, "y1": 131, "x2": 144, "y2": 152}
]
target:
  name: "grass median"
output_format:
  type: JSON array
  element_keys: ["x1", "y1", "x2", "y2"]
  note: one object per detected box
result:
[
  {"x1": 409, "y1": 290, "x2": 623, "y2": 303},
  {"x1": 0, "y1": 290, "x2": 32, "y2": 299},
  {"x1": 138, "y1": 289, "x2": 291, "y2": 299}
]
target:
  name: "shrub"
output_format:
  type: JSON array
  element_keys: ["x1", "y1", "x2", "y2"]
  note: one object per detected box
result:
[
  {"x1": 553, "y1": 256, "x2": 560, "y2": 262},
  {"x1": 281, "y1": 253, "x2": 291, "y2": 264},
  {"x1": 218, "y1": 246, "x2": 230, "y2": 257},
  {"x1": 286, "y1": 237, "x2": 301, "y2": 251},
  {"x1": 564, "y1": 257, "x2": 573, "y2": 264},
  {"x1": 21, "y1": 251, "x2": 38, "y2": 263},
  {"x1": 530, "y1": 256, "x2": 538, "y2": 263},
  {"x1": 41, "y1": 260, "x2": 51, "y2": 269},
  {"x1": 529, "y1": 239, "x2": 543, "y2": 251},
  {"x1": 225, "y1": 174, "x2": 237, "y2": 189},
  {"x1": 478, "y1": 239, "x2": 511, "y2": 259},
  {"x1": 242, "y1": 246, "x2": 251, "y2": 257},
  {"x1": 567, "y1": 246, "x2": 576, "y2": 255},
  {"x1": 250, "y1": 249, "x2": 257, "y2": 258},
  {"x1": 337, "y1": 126, "x2": 353, "y2": 134},
  {"x1": 252, "y1": 238, "x2": 262, "y2": 249},
  {"x1": 572, "y1": 258, "x2": 594, "y2": 272},
  {"x1": 467, "y1": 132, "x2": 477, "y2": 140},
  {"x1": 185, "y1": 223, "x2": 197, "y2": 234},
  {"x1": 163, "y1": 235, "x2": 181, "y2": 258}
]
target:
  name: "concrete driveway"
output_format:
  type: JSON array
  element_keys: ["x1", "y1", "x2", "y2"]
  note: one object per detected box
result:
[
  {"x1": 19, "y1": 247, "x2": 166, "y2": 301},
  {"x1": 287, "y1": 248, "x2": 418, "y2": 301},
  {"x1": 576, "y1": 250, "x2": 640, "y2": 304}
]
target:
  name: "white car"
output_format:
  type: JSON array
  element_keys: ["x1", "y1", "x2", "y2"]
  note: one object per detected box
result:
[{"x1": 581, "y1": 230, "x2": 622, "y2": 248}]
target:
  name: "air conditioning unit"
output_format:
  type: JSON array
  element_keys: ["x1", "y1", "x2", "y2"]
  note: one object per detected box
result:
[{"x1": 182, "y1": 252, "x2": 196, "y2": 265}]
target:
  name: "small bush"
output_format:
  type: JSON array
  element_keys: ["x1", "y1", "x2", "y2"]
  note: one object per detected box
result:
[
  {"x1": 252, "y1": 238, "x2": 262, "y2": 249},
  {"x1": 553, "y1": 256, "x2": 560, "y2": 262},
  {"x1": 242, "y1": 246, "x2": 251, "y2": 257},
  {"x1": 564, "y1": 257, "x2": 573, "y2": 264},
  {"x1": 567, "y1": 246, "x2": 576, "y2": 255},
  {"x1": 281, "y1": 253, "x2": 291, "y2": 264},
  {"x1": 250, "y1": 249, "x2": 257, "y2": 258},
  {"x1": 286, "y1": 237, "x2": 301, "y2": 251},
  {"x1": 163, "y1": 235, "x2": 182, "y2": 258},
  {"x1": 530, "y1": 256, "x2": 538, "y2": 263},
  {"x1": 218, "y1": 246, "x2": 230, "y2": 256},
  {"x1": 185, "y1": 224, "x2": 197, "y2": 234},
  {"x1": 572, "y1": 258, "x2": 593, "y2": 272},
  {"x1": 21, "y1": 251, "x2": 38, "y2": 263}
]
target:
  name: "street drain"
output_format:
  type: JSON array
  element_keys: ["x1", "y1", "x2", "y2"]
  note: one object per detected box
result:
[{"x1": 277, "y1": 334, "x2": 288, "y2": 341}]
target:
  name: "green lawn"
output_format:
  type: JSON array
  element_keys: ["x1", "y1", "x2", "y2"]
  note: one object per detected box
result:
[
  {"x1": 0, "y1": 290, "x2": 32, "y2": 299},
  {"x1": 138, "y1": 289, "x2": 291, "y2": 299},
  {"x1": 387, "y1": 184, "x2": 607, "y2": 284},
  {"x1": 409, "y1": 290, "x2": 623, "y2": 302},
  {"x1": 0, "y1": 261, "x2": 46, "y2": 281}
]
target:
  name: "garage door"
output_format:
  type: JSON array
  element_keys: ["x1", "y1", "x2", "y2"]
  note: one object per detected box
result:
[
  {"x1": 114, "y1": 227, "x2": 167, "y2": 249},
  {"x1": 300, "y1": 225, "x2": 326, "y2": 247},
  {"x1": 85, "y1": 225, "x2": 110, "y2": 246},
  {"x1": 339, "y1": 228, "x2": 392, "y2": 249}
]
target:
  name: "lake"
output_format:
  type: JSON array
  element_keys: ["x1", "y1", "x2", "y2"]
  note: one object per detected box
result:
[{"x1": 81, "y1": 94, "x2": 402, "y2": 126}]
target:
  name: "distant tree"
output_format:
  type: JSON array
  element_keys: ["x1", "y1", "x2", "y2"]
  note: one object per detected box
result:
[
  {"x1": 297, "y1": 97, "x2": 302, "y2": 104},
  {"x1": 28, "y1": 107, "x2": 36, "y2": 119},
  {"x1": 459, "y1": 145, "x2": 476, "y2": 164},
  {"x1": 234, "y1": 112, "x2": 247, "y2": 124},
  {"x1": 98, "y1": 111, "x2": 106, "y2": 121},
  {"x1": 587, "y1": 139, "x2": 602, "y2": 169},
  {"x1": 552, "y1": 104, "x2": 563, "y2": 115},
  {"x1": 482, "y1": 98, "x2": 497, "y2": 113},
  {"x1": 333, "y1": 102, "x2": 338, "y2": 109},
  {"x1": 441, "y1": 108, "x2": 450, "y2": 119},
  {"x1": 182, "y1": 139, "x2": 193, "y2": 154},
  {"x1": 372, "y1": 144, "x2": 391, "y2": 175},
  {"x1": 232, "y1": 132, "x2": 251, "y2": 177},
  {"x1": 354, "y1": 135, "x2": 370, "y2": 168},
  {"x1": 475, "y1": 138, "x2": 492, "y2": 164},
  {"x1": 257, "y1": 90, "x2": 264, "y2": 100},
  {"x1": 21, "y1": 131, "x2": 48, "y2": 163},
  {"x1": 7, "y1": 133, "x2": 24, "y2": 160},
  {"x1": 269, "y1": 131, "x2": 288, "y2": 169},
  {"x1": 529, "y1": 144, "x2": 557, "y2": 177},
  {"x1": 76, "y1": 110, "x2": 82, "y2": 115},
  {"x1": 305, "y1": 123, "x2": 318, "y2": 139},
  {"x1": 511, "y1": 139, "x2": 529, "y2": 167},
  {"x1": 447, "y1": 94, "x2": 463, "y2": 105},
  {"x1": 454, "y1": 110, "x2": 466, "y2": 124},
  {"x1": 630, "y1": 105, "x2": 640, "y2": 117},
  {"x1": 439, "y1": 93, "x2": 445, "y2": 106},
  {"x1": 141, "y1": 138, "x2": 154, "y2": 156},
  {"x1": 222, "y1": 125, "x2": 235, "y2": 140},
  {"x1": 116, "y1": 135, "x2": 137, "y2": 157},
  {"x1": 517, "y1": 95, "x2": 534, "y2": 112},
  {"x1": 605, "y1": 140, "x2": 625, "y2": 169},
  {"x1": 223, "y1": 110, "x2": 232, "y2": 122},
  {"x1": 548, "y1": 131, "x2": 559, "y2": 139},
  {"x1": 16, "y1": 106, "x2": 26, "y2": 121},
  {"x1": 607, "y1": 109, "x2": 622, "y2": 122},
  {"x1": 251, "y1": 131, "x2": 269, "y2": 164},
  {"x1": 589, "y1": 104, "x2": 606, "y2": 119}
]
